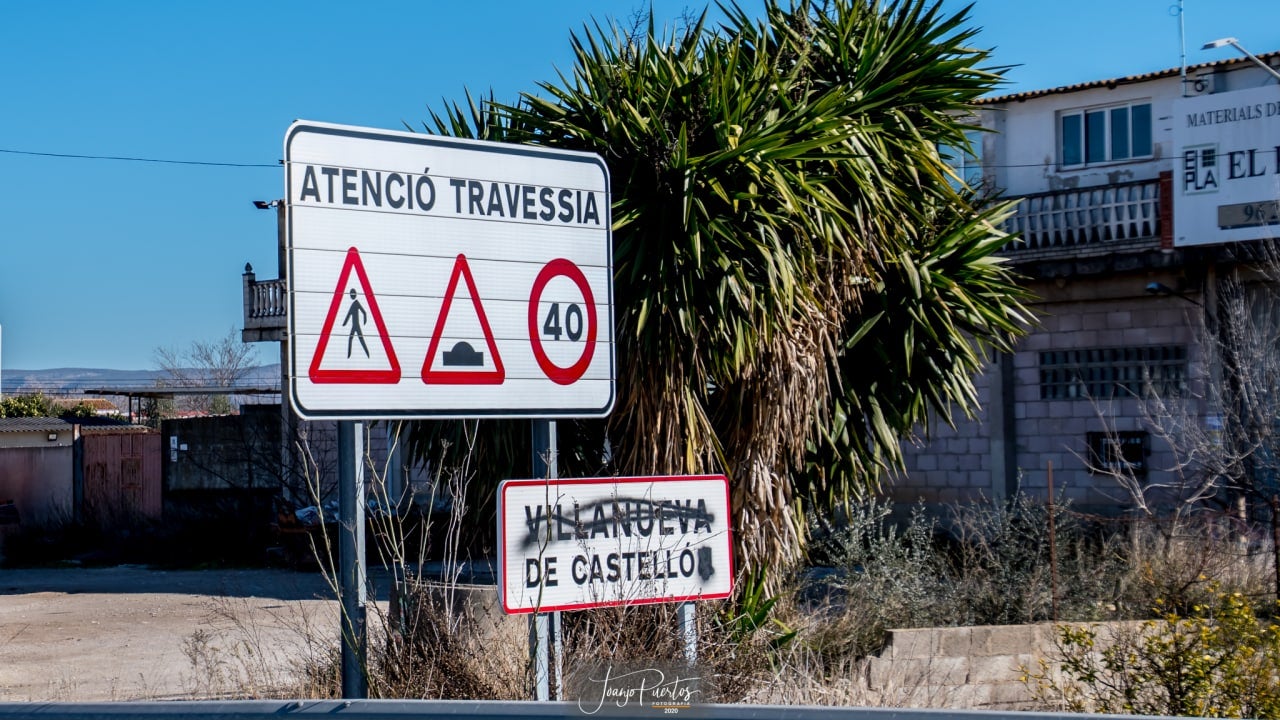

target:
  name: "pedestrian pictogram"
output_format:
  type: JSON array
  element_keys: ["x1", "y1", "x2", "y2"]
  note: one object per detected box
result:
[
  {"x1": 528, "y1": 258, "x2": 597, "y2": 385},
  {"x1": 309, "y1": 247, "x2": 402, "y2": 384},
  {"x1": 344, "y1": 289, "x2": 369, "y2": 358},
  {"x1": 421, "y1": 254, "x2": 505, "y2": 385}
]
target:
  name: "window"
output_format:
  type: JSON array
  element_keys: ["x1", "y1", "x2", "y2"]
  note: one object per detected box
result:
[
  {"x1": 1060, "y1": 102, "x2": 1152, "y2": 167},
  {"x1": 1086, "y1": 431, "x2": 1150, "y2": 478},
  {"x1": 1039, "y1": 345, "x2": 1186, "y2": 400},
  {"x1": 939, "y1": 130, "x2": 983, "y2": 189}
]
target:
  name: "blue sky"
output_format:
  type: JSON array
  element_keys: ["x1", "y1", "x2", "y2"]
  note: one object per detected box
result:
[{"x1": 1, "y1": 0, "x2": 1277, "y2": 372}]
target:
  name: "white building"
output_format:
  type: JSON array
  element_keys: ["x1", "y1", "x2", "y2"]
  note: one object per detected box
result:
[{"x1": 893, "y1": 49, "x2": 1280, "y2": 513}]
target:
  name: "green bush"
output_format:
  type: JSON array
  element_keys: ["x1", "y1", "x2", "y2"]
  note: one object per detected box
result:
[
  {"x1": 0, "y1": 392, "x2": 100, "y2": 419},
  {"x1": 1031, "y1": 585, "x2": 1280, "y2": 717}
]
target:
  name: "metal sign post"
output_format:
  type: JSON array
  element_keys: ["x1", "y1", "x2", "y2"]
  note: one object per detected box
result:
[
  {"x1": 530, "y1": 419, "x2": 562, "y2": 701},
  {"x1": 338, "y1": 420, "x2": 367, "y2": 698},
  {"x1": 678, "y1": 601, "x2": 697, "y2": 666}
]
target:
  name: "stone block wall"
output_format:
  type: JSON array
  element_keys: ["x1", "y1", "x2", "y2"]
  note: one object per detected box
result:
[
  {"x1": 865, "y1": 620, "x2": 1149, "y2": 709},
  {"x1": 866, "y1": 624, "x2": 1045, "y2": 708},
  {"x1": 894, "y1": 271, "x2": 1206, "y2": 516}
]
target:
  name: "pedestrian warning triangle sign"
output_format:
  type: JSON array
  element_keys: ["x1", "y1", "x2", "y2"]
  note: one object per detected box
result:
[
  {"x1": 309, "y1": 247, "x2": 402, "y2": 384},
  {"x1": 421, "y1": 254, "x2": 505, "y2": 385}
]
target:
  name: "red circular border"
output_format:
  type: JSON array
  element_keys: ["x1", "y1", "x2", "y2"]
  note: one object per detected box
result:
[{"x1": 528, "y1": 258, "x2": 597, "y2": 385}]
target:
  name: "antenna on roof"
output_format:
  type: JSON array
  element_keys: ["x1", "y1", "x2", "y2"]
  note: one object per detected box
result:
[{"x1": 1174, "y1": 0, "x2": 1187, "y2": 94}]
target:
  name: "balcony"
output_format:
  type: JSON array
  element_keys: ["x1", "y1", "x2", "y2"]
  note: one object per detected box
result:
[
  {"x1": 242, "y1": 265, "x2": 286, "y2": 343},
  {"x1": 1000, "y1": 177, "x2": 1168, "y2": 272}
]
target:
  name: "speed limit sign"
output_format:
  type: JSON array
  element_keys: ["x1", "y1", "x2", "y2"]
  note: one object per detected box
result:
[{"x1": 528, "y1": 258, "x2": 598, "y2": 385}]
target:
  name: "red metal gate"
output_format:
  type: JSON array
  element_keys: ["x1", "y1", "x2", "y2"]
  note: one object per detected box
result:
[{"x1": 82, "y1": 430, "x2": 161, "y2": 521}]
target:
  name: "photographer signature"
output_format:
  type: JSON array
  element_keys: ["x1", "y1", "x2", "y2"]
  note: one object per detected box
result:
[{"x1": 577, "y1": 666, "x2": 702, "y2": 715}]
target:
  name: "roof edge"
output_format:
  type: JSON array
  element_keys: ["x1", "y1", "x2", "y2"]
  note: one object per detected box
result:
[{"x1": 976, "y1": 50, "x2": 1280, "y2": 105}]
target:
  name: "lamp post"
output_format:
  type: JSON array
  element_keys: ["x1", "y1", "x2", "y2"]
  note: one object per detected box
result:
[{"x1": 1202, "y1": 37, "x2": 1280, "y2": 82}]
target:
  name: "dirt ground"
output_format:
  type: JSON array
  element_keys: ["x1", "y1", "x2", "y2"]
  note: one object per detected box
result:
[{"x1": 0, "y1": 566, "x2": 340, "y2": 701}]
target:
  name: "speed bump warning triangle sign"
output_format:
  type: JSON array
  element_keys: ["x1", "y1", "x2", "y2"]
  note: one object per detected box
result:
[
  {"x1": 421, "y1": 254, "x2": 505, "y2": 385},
  {"x1": 309, "y1": 247, "x2": 402, "y2": 384}
]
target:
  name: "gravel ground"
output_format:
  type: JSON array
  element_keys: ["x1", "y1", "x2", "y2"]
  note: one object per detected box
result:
[{"x1": 0, "y1": 566, "x2": 339, "y2": 701}]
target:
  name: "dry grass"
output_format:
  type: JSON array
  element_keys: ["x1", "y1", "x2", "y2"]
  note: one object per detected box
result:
[
  {"x1": 178, "y1": 471, "x2": 1280, "y2": 706},
  {"x1": 180, "y1": 596, "x2": 338, "y2": 699}
]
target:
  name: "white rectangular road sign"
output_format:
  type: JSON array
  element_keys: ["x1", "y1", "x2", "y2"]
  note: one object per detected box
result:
[
  {"x1": 1173, "y1": 86, "x2": 1280, "y2": 247},
  {"x1": 497, "y1": 475, "x2": 734, "y2": 614},
  {"x1": 285, "y1": 120, "x2": 614, "y2": 419}
]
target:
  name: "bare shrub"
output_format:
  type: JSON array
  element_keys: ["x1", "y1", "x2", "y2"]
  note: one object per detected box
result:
[
  {"x1": 947, "y1": 491, "x2": 1129, "y2": 624},
  {"x1": 370, "y1": 580, "x2": 525, "y2": 699},
  {"x1": 812, "y1": 501, "x2": 956, "y2": 660},
  {"x1": 180, "y1": 595, "x2": 339, "y2": 699},
  {"x1": 1117, "y1": 514, "x2": 1275, "y2": 616}
]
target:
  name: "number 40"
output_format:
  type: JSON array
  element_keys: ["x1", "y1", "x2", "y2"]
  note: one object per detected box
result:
[{"x1": 542, "y1": 302, "x2": 584, "y2": 341}]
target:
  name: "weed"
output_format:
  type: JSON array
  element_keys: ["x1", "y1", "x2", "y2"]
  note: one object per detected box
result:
[{"x1": 1030, "y1": 585, "x2": 1280, "y2": 717}]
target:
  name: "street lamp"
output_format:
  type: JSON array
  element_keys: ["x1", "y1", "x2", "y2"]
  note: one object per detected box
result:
[
  {"x1": 1202, "y1": 37, "x2": 1280, "y2": 82},
  {"x1": 1145, "y1": 281, "x2": 1202, "y2": 307}
]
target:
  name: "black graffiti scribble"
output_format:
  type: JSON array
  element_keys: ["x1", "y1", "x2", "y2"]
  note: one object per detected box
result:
[
  {"x1": 520, "y1": 496, "x2": 715, "y2": 550},
  {"x1": 697, "y1": 547, "x2": 714, "y2": 581}
]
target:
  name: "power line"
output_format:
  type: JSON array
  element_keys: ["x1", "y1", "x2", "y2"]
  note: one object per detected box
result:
[
  {"x1": 0, "y1": 146, "x2": 1119, "y2": 171},
  {"x1": 0, "y1": 147, "x2": 278, "y2": 169}
]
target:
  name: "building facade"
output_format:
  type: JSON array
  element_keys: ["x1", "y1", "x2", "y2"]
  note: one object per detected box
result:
[{"x1": 891, "y1": 51, "x2": 1280, "y2": 514}]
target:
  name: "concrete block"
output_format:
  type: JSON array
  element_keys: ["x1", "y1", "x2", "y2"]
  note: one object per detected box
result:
[
  {"x1": 908, "y1": 487, "x2": 940, "y2": 504},
  {"x1": 1074, "y1": 402, "x2": 1105, "y2": 419},
  {"x1": 1082, "y1": 313, "x2": 1108, "y2": 330},
  {"x1": 884, "y1": 628, "x2": 938, "y2": 658},
  {"x1": 1055, "y1": 313, "x2": 1082, "y2": 332},
  {"x1": 1106, "y1": 310, "x2": 1132, "y2": 326},
  {"x1": 1074, "y1": 330, "x2": 1099, "y2": 346},
  {"x1": 1023, "y1": 435, "x2": 1053, "y2": 454},
  {"x1": 868, "y1": 656, "x2": 969, "y2": 688},
  {"x1": 937, "y1": 626, "x2": 973, "y2": 656},
  {"x1": 880, "y1": 684, "x2": 967, "y2": 709},
  {"x1": 970, "y1": 625, "x2": 1038, "y2": 656},
  {"x1": 1096, "y1": 329, "x2": 1125, "y2": 346},
  {"x1": 968, "y1": 682, "x2": 1038, "y2": 709},
  {"x1": 968, "y1": 654, "x2": 1035, "y2": 684},
  {"x1": 1022, "y1": 333, "x2": 1052, "y2": 350}
]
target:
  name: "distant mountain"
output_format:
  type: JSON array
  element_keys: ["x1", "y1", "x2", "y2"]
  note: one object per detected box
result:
[{"x1": 1, "y1": 365, "x2": 282, "y2": 396}]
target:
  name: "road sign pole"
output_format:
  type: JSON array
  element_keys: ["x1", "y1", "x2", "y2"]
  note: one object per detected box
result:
[
  {"x1": 530, "y1": 419, "x2": 562, "y2": 701},
  {"x1": 678, "y1": 601, "x2": 697, "y2": 666},
  {"x1": 339, "y1": 420, "x2": 368, "y2": 698}
]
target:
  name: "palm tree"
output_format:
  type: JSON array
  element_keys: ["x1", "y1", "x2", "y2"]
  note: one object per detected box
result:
[{"x1": 416, "y1": 0, "x2": 1032, "y2": 575}]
